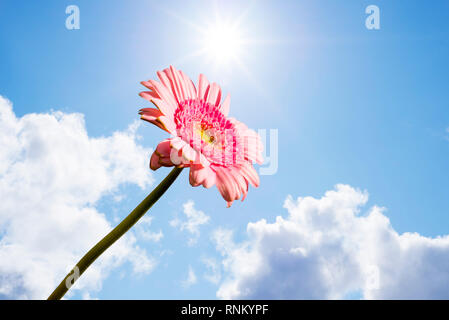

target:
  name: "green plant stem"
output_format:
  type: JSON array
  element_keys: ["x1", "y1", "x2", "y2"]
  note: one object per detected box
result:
[{"x1": 47, "y1": 167, "x2": 183, "y2": 300}]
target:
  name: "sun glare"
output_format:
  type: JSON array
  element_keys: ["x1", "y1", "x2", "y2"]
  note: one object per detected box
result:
[
  {"x1": 201, "y1": 22, "x2": 244, "y2": 65},
  {"x1": 164, "y1": 3, "x2": 261, "y2": 74}
]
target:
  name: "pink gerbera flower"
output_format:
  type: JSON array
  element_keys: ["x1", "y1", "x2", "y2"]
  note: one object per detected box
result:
[{"x1": 139, "y1": 66, "x2": 263, "y2": 207}]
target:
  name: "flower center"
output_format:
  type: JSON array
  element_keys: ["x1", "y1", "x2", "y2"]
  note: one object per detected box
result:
[
  {"x1": 194, "y1": 122, "x2": 217, "y2": 145},
  {"x1": 174, "y1": 98, "x2": 243, "y2": 166}
]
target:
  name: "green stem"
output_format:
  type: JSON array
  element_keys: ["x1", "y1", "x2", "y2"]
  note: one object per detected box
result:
[{"x1": 47, "y1": 167, "x2": 183, "y2": 300}]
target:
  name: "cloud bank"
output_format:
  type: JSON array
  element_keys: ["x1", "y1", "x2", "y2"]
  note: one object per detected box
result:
[
  {"x1": 214, "y1": 184, "x2": 449, "y2": 299},
  {"x1": 0, "y1": 96, "x2": 155, "y2": 299}
]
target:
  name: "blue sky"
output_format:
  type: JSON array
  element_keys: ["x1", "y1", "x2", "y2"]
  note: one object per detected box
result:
[{"x1": 1, "y1": 0, "x2": 449, "y2": 299}]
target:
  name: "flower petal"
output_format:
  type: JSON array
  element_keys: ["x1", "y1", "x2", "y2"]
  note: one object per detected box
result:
[
  {"x1": 149, "y1": 139, "x2": 182, "y2": 170},
  {"x1": 230, "y1": 166, "x2": 249, "y2": 201},
  {"x1": 215, "y1": 167, "x2": 239, "y2": 206},
  {"x1": 240, "y1": 162, "x2": 260, "y2": 187},
  {"x1": 239, "y1": 127, "x2": 264, "y2": 165},
  {"x1": 189, "y1": 164, "x2": 217, "y2": 188},
  {"x1": 181, "y1": 144, "x2": 198, "y2": 163},
  {"x1": 155, "y1": 139, "x2": 172, "y2": 157},
  {"x1": 198, "y1": 152, "x2": 211, "y2": 167},
  {"x1": 180, "y1": 70, "x2": 197, "y2": 100},
  {"x1": 170, "y1": 137, "x2": 187, "y2": 151},
  {"x1": 141, "y1": 80, "x2": 178, "y2": 117},
  {"x1": 168, "y1": 138, "x2": 195, "y2": 166},
  {"x1": 157, "y1": 115, "x2": 177, "y2": 133},
  {"x1": 139, "y1": 107, "x2": 163, "y2": 120},
  {"x1": 139, "y1": 108, "x2": 176, "y2": 134},
  {"x1": 197, "y1": 74, "x2": 210, "y2": 100},
  {"x1": 220, "y1": 93, "x2": 231, "y2": 116},
  {"x1": 160, "y1": 66, "x2": 189, "y2": 104},
  {"x1": 139, "y1": 91, "x2": 159, "y2": 101},
  {"x1": 150, "y1": 152, "x2": 162, "y2": 170},
  {"x1": 159, "y1": 156, "x2": 175, "y2": 167},
  {"x1": 202, "y1": 168, "x2": 217, "y2": 188},
  {"x1": 205, "y1": 82, "x2": 222, "y2": 107}
]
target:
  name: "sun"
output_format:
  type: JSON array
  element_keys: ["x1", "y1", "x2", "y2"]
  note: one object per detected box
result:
[
  {"x1": 200, "y1": 21, "x2": 245, "y2": 66},
  {"x1": 163, "y1": 3, "x2": 261, "y2": 73}
]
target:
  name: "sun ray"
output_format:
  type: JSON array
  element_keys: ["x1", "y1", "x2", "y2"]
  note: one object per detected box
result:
[
  {"x1": 161, "y1": 8, "x2": 205, "y2": 34},
  {"x1": 169, "y1": 48, "x2": 209, "y2": 67}
]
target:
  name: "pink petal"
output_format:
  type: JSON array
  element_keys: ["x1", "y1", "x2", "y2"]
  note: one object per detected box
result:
[
  {"x1": 170, "y1": 137, "x2": 187, "y2": 151},
  {"x1": 156, "y1": 70, "x2": 173, "y2": 94},
  {"x1": 240, "y1": 162, "x2": 260, "y2": 187},
  {"x1": 198, "y1": 152, "x2": 211, "y2": 167},
  {"x1": 180, "y1": 70, "x2": 197, "y2": 100},
  {"x1": 142, "y1": 80, "x2": 177, "y2": 116},
  {"x1": 202, "y1": 169, "x2": 217, "y2": 188},
  {"x1": 181, "y1": 144, "x2": 197, "y2": 163},
  {"x1": 139, "y1": 91, "x2": 160, "y2": 101},
  {"x1": 220, "y1": 93, "x2": 231, "y2": 116},
  {"x1": 244, "y1": 143, "x2": 264, "y2": 165},
  {"x1": 139, "y1": 107, "x2": 163, "y2": 120},
  {"x1": 230, "y1": 167, "x2": 249, "y2": 201},
  {"x1": 215, "y1": 167, "x2": 239, "y2": 205},
  {"x1": 157, "y1": 115, "x2": 177, "y2": 133},
  {"x1": 229, "y1": 118, "x2": 263, "y2": 164},
  {"x1": 205, "y1": 82, "x2": 222, "y2": 107},
  {"x1": 197, "y1": 74, "x2": 210, "y2": 100},
  {"x1": 139, "y1": 108, "x2": 176, "y2": 134},
  {"x1": 169, "y1": 138, "x2": 192, "y2": 166},
  {"x1": 151, "y1": 138, "x2": 216, "y2": 171},
  {"x1": 158, "y1": 157, "x2": 175, "y2": 167},
  {"x1": 149, "y1": 98, "x2": 175, "y2": 117},
  {"x1": 155, "y1": 139, "x2": 172, "y2": 157},
  {"x1": 139, "y1": 108, "x2": 168, "y2": 132},
  {"x1": 160, "y1": 66, "x2": 188, "y2": 104},
  {"x1": 150, "y1": 152, "x2": 162, "y2": 170},
  {"x1": 189, "y1": 165, "x2": 216, "y2": 188},
  {"x1": 241, "y1": 129, "x2": 264, "y2": 164}
]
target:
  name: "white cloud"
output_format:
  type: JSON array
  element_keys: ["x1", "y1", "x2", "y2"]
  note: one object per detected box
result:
[
  {"x1": 0, "y1": 96, "x2": 156, "y2": 299},
  {"x1": 170, "y1": 200, "x2": 210, "y2": 246},
  {"x1": 202, "y1": 257, "x2": 221, "y2": 285},
  {"x1": 135, "y1": 216, "x2": 164, "y2": 243},
  {"x1": 141, "y1": 230, "x2": 164, "y2": 243},
  {"x1": 182, "y1": 265, "x2": 197, "y2": 288},
  {"x1": 213, "y1": 184, "x2": 449, "y2": 299}
]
